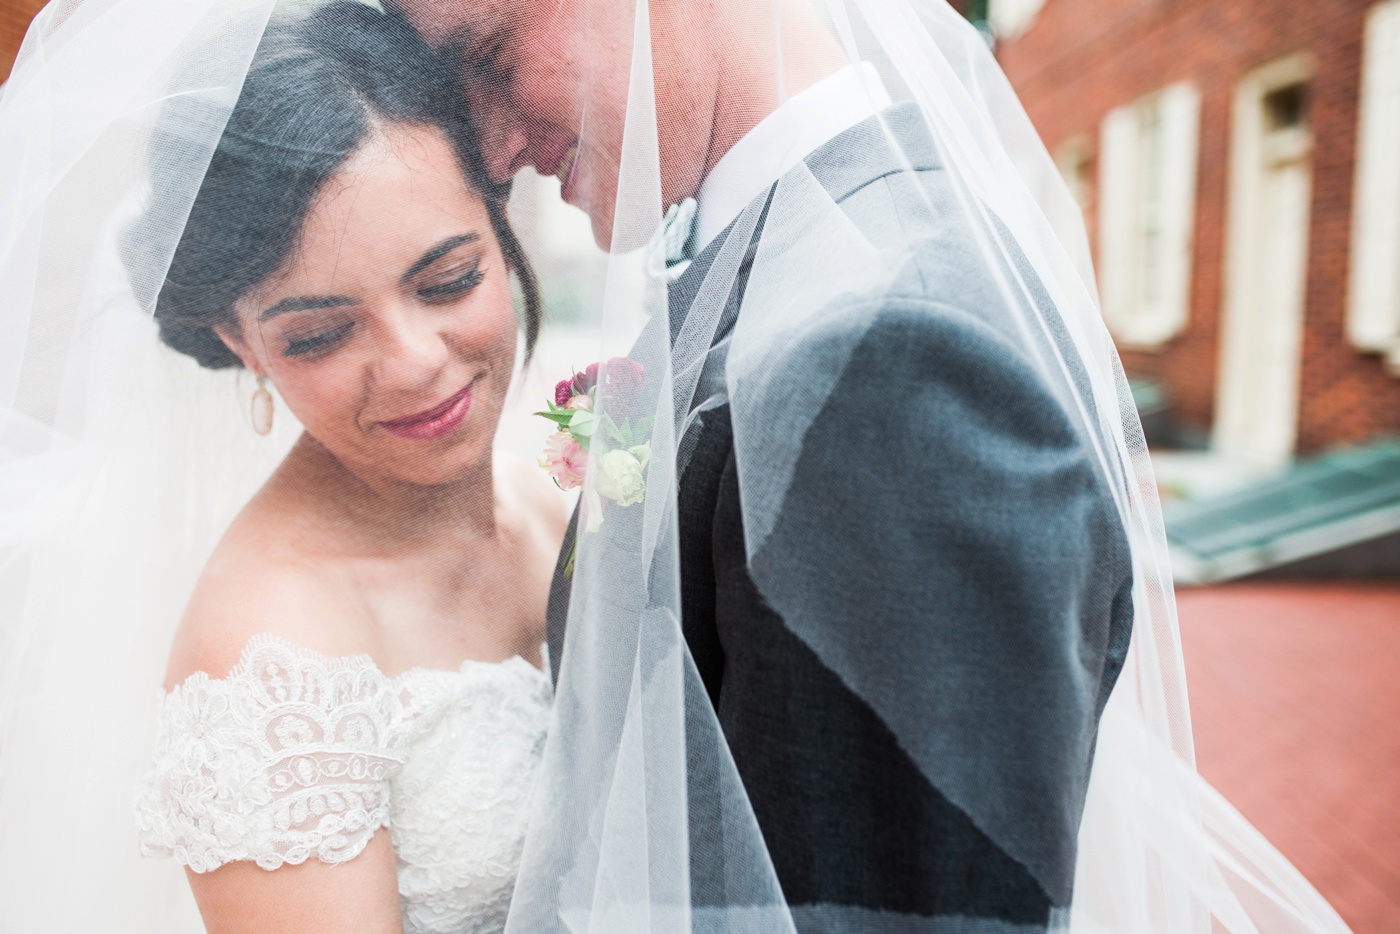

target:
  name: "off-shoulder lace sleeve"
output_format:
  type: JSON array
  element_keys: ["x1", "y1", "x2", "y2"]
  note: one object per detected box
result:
[{"x1": 136, "y1": 634, "x2": 412, "y2": 873}]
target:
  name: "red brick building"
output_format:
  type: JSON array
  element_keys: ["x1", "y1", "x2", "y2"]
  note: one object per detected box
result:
[
  {"x1": 1, "y1": 0, "x2": 43, "y2": 82},
  {"x1": 996, "y1": 0, "x2": 1400, "y2": 463}
]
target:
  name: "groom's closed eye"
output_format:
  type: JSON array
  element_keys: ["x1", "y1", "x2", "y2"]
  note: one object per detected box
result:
[
  {"x1": 442, "y1": 21, "x2": 513, "y2": 89},
  {"x1": 472, "y1": 33, "x2": 515, "y2": 89}
]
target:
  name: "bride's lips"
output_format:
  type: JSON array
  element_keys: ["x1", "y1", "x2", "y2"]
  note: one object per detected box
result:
[{"x1": 378, "y1": 383, "x2": 475, "y2": 441}]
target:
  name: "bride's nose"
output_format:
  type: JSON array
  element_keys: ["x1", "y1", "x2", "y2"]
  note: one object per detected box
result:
[{"x1": 368, "y1": 311, "x2": 452, "y2": 390}]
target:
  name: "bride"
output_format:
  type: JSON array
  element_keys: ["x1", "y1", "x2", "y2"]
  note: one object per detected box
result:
[{"x1": 130, "y1": 5, "x2": 565, "y2": 932}]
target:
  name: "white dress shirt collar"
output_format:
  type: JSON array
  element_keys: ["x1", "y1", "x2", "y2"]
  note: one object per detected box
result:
[{"x1": 692, "y1": 62, "x2": 892, "y2": 253}]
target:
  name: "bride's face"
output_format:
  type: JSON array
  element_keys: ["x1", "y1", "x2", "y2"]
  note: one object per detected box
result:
[{"x1": 222, "y1": 122, "x2": 519, "y2": 487}]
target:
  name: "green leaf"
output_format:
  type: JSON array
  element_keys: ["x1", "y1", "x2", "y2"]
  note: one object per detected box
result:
[
  {"x1": 598, "y1": 412, "x2": 656, "y2": 448},
  {"x1": 569, "y1": 409, "x2": 598, "y2": 437},
  {"x1": 534, "y1": 411, "x2": 575, "y2": 428},
  {"x1": 599, "y1": 412, "x2": 625, "y2": 444},
  {"x1": 563, "y1": 538, "x2": 577, "y2": 579}
]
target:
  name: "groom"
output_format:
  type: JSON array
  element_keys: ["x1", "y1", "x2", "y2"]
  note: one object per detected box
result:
[{"x1": 394, "y1": 1, "x2": 1134, "y2": 930}]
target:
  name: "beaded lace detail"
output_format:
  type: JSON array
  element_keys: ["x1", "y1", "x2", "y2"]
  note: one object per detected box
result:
[{"x1": 136, "y1": 633, "x2": 552, "y2": 934}]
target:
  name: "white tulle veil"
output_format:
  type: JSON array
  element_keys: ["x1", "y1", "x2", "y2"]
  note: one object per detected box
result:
[
  {"x1": 1, "y1": 2, "x2": 282, "y2": 929},
  {"x1": 0, "y1": 0, "x2": 1352, "y2": 932}
]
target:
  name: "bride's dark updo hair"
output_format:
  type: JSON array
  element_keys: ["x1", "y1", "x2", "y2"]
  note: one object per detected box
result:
[{"x1": 132, "y1": 1, "x2": 539, "y2": 370}]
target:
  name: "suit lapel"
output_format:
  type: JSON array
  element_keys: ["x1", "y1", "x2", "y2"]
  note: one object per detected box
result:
[{"x1": 547, "y1": 102, "x2": 938, "y2": 679}]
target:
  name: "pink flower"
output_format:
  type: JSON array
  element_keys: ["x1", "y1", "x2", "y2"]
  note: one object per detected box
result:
[
  {"x1": 538, "y1": 430, "x2": 588, "y2": 491},
  {"x1": 599, "y1": 357, "x2": 647, "y2": 417}
]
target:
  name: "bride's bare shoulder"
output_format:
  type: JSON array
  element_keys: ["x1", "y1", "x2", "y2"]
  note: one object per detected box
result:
[{"x1": 163, "y1": 494, "x2": 373, "y2": 691}]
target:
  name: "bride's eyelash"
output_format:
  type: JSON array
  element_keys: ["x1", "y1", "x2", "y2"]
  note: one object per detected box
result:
[
  {"x1": 284, "y1": 321, "x2": 354, "y2": 358},
  {"x1": 419, "y1": 267, "x2": 485, "y2": 302}
]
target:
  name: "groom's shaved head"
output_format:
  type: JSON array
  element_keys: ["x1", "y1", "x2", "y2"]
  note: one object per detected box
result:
[
  {"x1": 392, "y1": 0, "x2": 845, "y2": 247},
  {"x1": 385, "y1": 0, "x2": 521, "y2": 50}
]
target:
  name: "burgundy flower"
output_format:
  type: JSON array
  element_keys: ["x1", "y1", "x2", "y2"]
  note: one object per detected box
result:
[
  {"x1": 571, "y1": 362, "x2": 600, "y2": 397},
  {"x1": 600, "y1": 357, "x2": 647, "y2": 417},
  {"x1": 554, "y1": 378, "x2": 575, "y2": 408}
]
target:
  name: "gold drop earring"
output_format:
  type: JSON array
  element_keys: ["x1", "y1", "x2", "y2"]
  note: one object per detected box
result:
[{"x1": 250, "y1": 374, "x2": 274, "y2": 436}]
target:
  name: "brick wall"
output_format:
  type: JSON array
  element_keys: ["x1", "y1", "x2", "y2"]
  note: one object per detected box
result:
[
  {"x1": 1, "y1": 0, "x2": 45, "y2": 83},
  {"x1": 997, "y1": 0, "x2": 1400, "y2": 454}
]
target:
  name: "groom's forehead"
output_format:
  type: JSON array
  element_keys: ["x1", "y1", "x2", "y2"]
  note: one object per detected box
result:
[{"x1": 387, "y1": 0, "x2": 532, "y2": 49}]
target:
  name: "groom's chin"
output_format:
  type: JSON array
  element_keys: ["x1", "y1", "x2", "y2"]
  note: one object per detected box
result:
[
  {"x1": 589, "y1": 208, "x2": 615, "y2": 252},
  {"x1": 571, "y1": 184, "x2": 614, "y2": 252}
]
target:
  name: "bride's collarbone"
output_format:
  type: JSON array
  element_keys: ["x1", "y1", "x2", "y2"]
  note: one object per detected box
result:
[
  {"x1": 360, "y1": 543, "x2": 550, "y2": 673},
  {"x1": 168, "y1": 550, "x2": 542, "y2": 689},
  {"x1": 167, "y1": 461, "x2": 554, "y2": 687},
  {"x1": 211, "y1": 535, "x2": 540, "y2": 681}
]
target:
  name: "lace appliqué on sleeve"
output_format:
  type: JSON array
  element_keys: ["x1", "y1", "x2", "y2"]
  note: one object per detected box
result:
[{"x1": 136, "y1": 635, "x2": 412, "y2": 873}]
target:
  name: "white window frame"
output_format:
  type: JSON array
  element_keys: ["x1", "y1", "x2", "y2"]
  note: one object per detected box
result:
[
  {"x1": 1054, "y1": 135, "x2": 1092, "y2": 214},
  {"x1": 1214, "y1": 52, "x2": 1316, "y2": 466},
  {"x1": 1098, "y1": 82, "x2": 1201, "y2": 348},
  {"x1": 988, "y1": 0, "x2": 1046, "y2": 41},
  {"x1": 1348, "y1": 0, "x2": 1400, "y2": 373}
]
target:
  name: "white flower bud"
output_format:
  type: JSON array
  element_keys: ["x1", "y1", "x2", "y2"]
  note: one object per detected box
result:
[{"x1": 593, "y1": 443, "x2": 651, "y2": 507}]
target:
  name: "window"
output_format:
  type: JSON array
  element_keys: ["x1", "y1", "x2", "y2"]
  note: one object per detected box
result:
[
  {"x1": 1054, "y1": 136, "x2": 1092, "y2": 215},
  {"x1": 1214, "y1": 54, "x2": 1314, "y2": 466},
  {"x1": 1098, "y1": 83, "x2": 1201, "y2": 347},
  {"x1": 1348, "y1": 0, "x2": 1400, "y2": 372}
]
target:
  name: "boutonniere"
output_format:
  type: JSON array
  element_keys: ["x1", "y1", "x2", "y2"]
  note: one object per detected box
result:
[
  {"x1": 537, "y1": 357, "x2": 652, "y2": 575},
  {"x1": 644, "y1": 197, "x2": 698, "y2": 281}
]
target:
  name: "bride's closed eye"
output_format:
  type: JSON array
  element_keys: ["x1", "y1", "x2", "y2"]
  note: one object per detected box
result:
[
  {"x1": 284, "y1": 320, "x2": 355, "y2": 359},
  {"x1": 404, "y1": 232, "x2": 487, "y2": 305},
  {"x1": 276, "y1": 264, "x2": 487, "y2": 358},
  {"x1": 417, "y1": 264, "x2": 486, "y2": 303}
]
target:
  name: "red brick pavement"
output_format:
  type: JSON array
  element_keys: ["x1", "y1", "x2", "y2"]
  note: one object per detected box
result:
[{"x1": 1177, "y1": 582, "x2": 1400, "y2": 933}]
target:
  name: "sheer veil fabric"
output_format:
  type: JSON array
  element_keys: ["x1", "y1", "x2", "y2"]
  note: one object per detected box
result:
[
  {"x1": 507, "y1": 2, "x2": 1351, "y2": 932},
  {"x1": 0, "y1": 2, "x2": 1350, "y2": 934},
  {"x1": 1, "y1": 2, "x2": 284, "y2": 930}
]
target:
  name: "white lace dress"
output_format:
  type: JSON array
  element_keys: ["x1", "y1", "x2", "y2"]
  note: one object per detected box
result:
[{"x1": 135, "y1": 634, "x2": 552, "y2": 934}]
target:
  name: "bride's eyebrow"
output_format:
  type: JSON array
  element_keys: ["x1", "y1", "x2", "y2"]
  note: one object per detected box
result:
[
  {"x1": 401, "y1": 233, "x2": 480, "y2": 282},
  {"x1": 259, "y1": 295, "x2": 360, "y2": 322}
]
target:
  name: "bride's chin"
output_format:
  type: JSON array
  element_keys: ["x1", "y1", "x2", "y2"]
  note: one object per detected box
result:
[{"x1": 380, "y1": 440, "x2": 494, "y2": 489}]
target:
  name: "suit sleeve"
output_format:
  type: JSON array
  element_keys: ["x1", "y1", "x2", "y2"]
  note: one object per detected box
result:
[{"x1": 713, "y1": 298, "x2": 1134, "y2": 926}]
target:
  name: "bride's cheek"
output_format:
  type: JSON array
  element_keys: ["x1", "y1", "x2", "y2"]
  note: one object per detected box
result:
[
  {"x1": 452, "y1": 299, "x2": 518, "y2": 362},
  {"x1": 281, "y1": 375, "x2": 354, "y2": 439}
]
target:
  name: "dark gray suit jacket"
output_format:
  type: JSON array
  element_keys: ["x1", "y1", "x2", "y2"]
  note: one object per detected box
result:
[{"x1": 547, "y1": 103, "x2": 1133, "y2": 934}]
